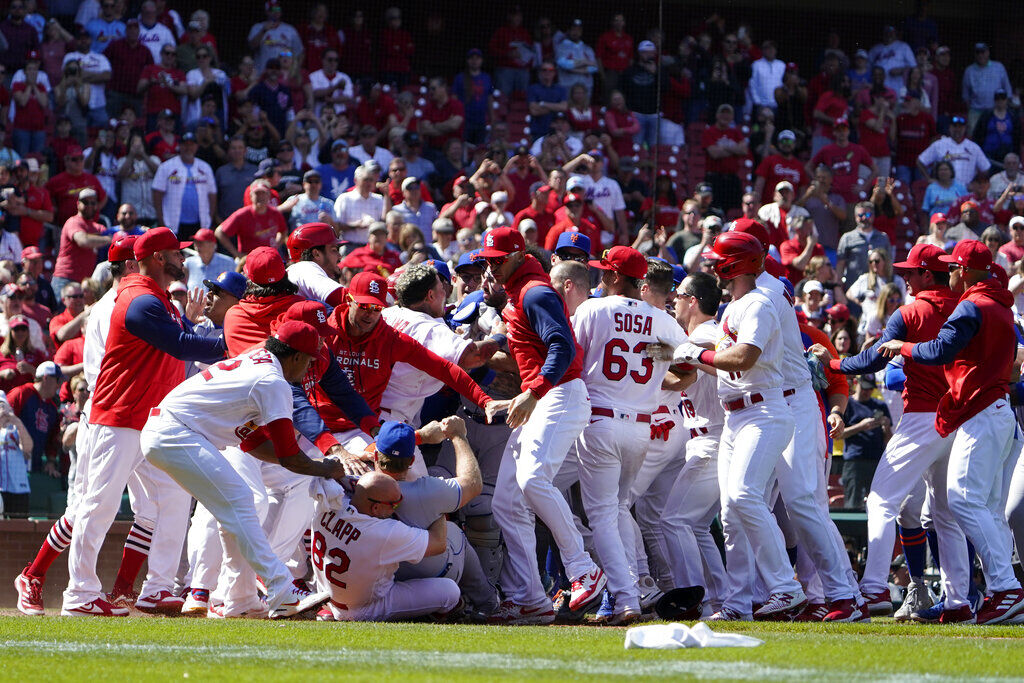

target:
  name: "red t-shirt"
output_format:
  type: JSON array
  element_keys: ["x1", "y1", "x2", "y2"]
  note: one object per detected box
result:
[
  {"x1": 53, "y1": 335, "x2": 84, "y2": 366},
  {"x1": 701, "y1": 125, "x2": 747, "y2": 175},
  {"x1": 145, "y1": 132, "x2": 179, "y2": 161},
  {"x1": 857, "y1": 109, "x2": 891, "y2": 158},
  {"x1": 640, "y1": 196, "x2": 682, "y2": 229},
  {"x1": 440, "y1": 200, "x2": 477, "y2": 228},
  {"x1": 379, "y1": 28, "x2": 414, "y2": 73},
  {"x1": 999, "y1": 242, "x2": 1024, "y2": 265},
  {"x1": 813, "y1": 91, "x2": 850, "y2": 138},
  {"x1": 386, "y1": 179, "x2": 432, "y2": 207},
  {"x1": 0, "y1": 349, "x2": 49, "y2": 394},
  {"x1": 779, "y1": 237, "x2": 825, "y2": 284},
  {"x1": 45, "y1": 172, "x2": 107, "y2": 224},
  {"x1": 595, "y1": 31, "x2": 634, "y2": 71},
  {"x1": 298, "y1": 22, "x2": 343, "y2": 72},
  {"x1": 140, "y1": 64, "x2": 185, "y2": 114},
  {"x1": 356, "y1": 94, "x2": 396, "y2": 131},
  {"x1": 505, "y1": 170, "x2": 540, "y2": 214},
  {"x1": 242, "y1": 183, "x2": 280, "y2": 208},
  {"x1": 514, "y1": 206, "x2": 556, "y2": 243},
  {"x1": 895, "y1": 111, "x2": 936, "y2": 167},
  {"x1": 810, "y1": 143, "x2": 873, "y2": 202},
  {"x1": 19, "y1": 185, "x2": 53, "y2": 247},
  {"x1": 48, "y1": 308, "x2": 80, "y2": 347},
  {"x1": 754, "y1": 155, "x2": 808, "y2": 205},
  {"x1": 53, "y1": 215, "x2": 105, "y2": 282},
  {"x1": 543, "y1": 217, "x2": 600, "y2": 254},
  {"x1": 11, "y1": 82, "x2": 47, "y2": 131},
  {"x1": 219, "y1": 206, "x2": 288, "y2": 254},
  {"x1": 605, "y1": 108, "x2": 639, "y2": 158},
  {"x1": 421, "y1": 98, "x2": 465, "y2": 150}
]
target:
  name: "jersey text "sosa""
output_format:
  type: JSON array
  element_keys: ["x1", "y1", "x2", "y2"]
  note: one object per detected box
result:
[{"x1": 613, "y1": 312, "x2": 653, "y2": 335}]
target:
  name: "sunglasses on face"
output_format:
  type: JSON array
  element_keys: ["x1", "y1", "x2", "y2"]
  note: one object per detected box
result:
[
  {"x1": 65, "y1": 293, "x2": 84, "y2": 299},
  {"x1": 869, "y1": 259, "x2": 882, "y2": 264},
  {"x1": 355, "y1": 302, "x2": 383, "y2": 312},
  {"x1": 556, "y1": 251, "x2": 587, "y2": 263},
  {"x1": 484, "y1": 255, "x2": 508, "y2": 268},
  {"x1": 369, "y1": 495, "x2": 402, "y2": 510},
  {"x1": 79, "y1": 199, "x2": 97, "y2": 205}
]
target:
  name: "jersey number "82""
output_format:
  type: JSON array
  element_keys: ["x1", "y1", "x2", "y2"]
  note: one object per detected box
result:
[
  {"x1": 311, "y1": 530, "x2": 351, "y2": 588},
  {"x1": 601, "y1": 339, "x2": 654, "y2": 383}
]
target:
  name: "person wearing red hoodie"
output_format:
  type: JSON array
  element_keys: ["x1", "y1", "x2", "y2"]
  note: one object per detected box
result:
[
  {"x1": 879, "y1": 240, "x2": 1022, "y2": 625},
  {"x1": 814, "y1": 244, "x2": 972, "y2": 623}
]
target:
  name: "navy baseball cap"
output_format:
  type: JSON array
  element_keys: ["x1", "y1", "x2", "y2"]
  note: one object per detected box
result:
[
  {"x1": 455, "y1": 249, "x2": 484, "y2": 273},
  {"x1": 203, "y1": 270, "x2": 247, "y2": 299},
  {"x1": 375, "y1": 421, "x2": 415, "y2": 459},
  {"x1": 423, "y1": 259, "x2": 452, "y2": 283},
  {"x1": 555, "y1": 231, "x2": 591, "y2": 255},
  {"x1": 671, "y1": 264, "x2": 687, "y2": 286}
]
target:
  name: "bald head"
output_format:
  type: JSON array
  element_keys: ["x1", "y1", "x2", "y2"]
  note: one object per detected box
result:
[
  {"x1": 550, "y1": 260, "x2": 591, "y2": 315},
  {"x1": 352, "y1": 471, "x2": 402, "y2": 518}
]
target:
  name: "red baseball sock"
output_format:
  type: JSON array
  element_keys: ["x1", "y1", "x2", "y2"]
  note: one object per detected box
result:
[
  {"x1": 25, "y1": 516, "x2": 73, "y2": 579},
  {"x1": 111, "y1": 546, "x2": 147, "y2": 594}
]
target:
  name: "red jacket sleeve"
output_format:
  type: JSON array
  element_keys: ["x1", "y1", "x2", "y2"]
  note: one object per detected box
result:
[{"x1": 393, "y1": 330, "x2": 491, "y2": 409}]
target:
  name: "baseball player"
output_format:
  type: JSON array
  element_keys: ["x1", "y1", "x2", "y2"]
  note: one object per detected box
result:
[
  {"x1": 733, "y1": 218, "x2": 862, "y2": 622},
  {"x1": 141, "y1": 321, "x2": 337, "y2": 619},
  {"x1": 62, "y1": 228, "x2": 227, "y2": 617},
  {"x1": 659, "y1": 271, "x2": 729, "y2": 614},
  {"x1": 312, "y1": 471, "x2": 460, "y2": 621},
  {"x1": 223, "y1": 247, "x2": 307, "y2": 356},
  {"x1": 453, "y1": 249, "x2": 485, "y2": 299},
  {"x1": 14, "y1": 236, "x2": 138, "y2": 616},
  {"x1": 479, "y1": 227, "x2": 606, "y2": 625},
  {"x1": 878, "y1": 240, "x2": 1024, "y2": 625},
  {"x1": 810, "y1": 243, "x2": 971, "y2": 622},
  {"x1": 571, "y1": 247, "x2": 689, "y2": 624},
  {"x1": 285, "y1": 222, "x2": 347, "y2": 306},
  {"x1": 309, "y1": 272, "x2": 504, "y2": 452},
  {"x1": 668, "y1": 231, "x2": 806, "y2": 621}
]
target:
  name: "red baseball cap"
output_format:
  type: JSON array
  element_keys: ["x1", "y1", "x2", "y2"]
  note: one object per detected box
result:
[
  {"x1": 272, "y1": 320, "x2": 320, "y2": 356},
  {"x1": 276, "y1": 299, "x2": 332, "y2": 335},
  {"x1": 134, "y1": 227, "x2": 192, "y2": 260},
  {"x1": 478, "y1": 227, "x2": 525, "y2": 258},
  {"x1": 930, "y1": 212, "x2": 948, "y2": 224},
  {"x1": 8, "y1": 314, "x2": 29, "y2": 329},
  {"x1": 826, "y1": 303, "x2": 850, "y2": 323},
  {"x1": 108, "y1": 234, "x2": 138, "y2": 262},
  {"x1": 893, "y1": 244, "x2": 947, "y2": 272},
  {"x1": 65, "y1": 145, "x2": 84, "y2": 157},
  {"x1": 731, "y1": 218, "x2": 771, "y2": 253},
  {"x1": 589, "y1": 246, "x2": 648, "y2": 279},
  {"x1": 193, "y1": 228, "x2": 216, "y2": 242},
  {"x1": 960, "y1": 200, "x2": 980, "y2": 212},
  {"x1": 939, "y1": 239, "x2": 991, "y2": 271},
  {"x1": 244, "y1": 246, "x2": 287, "y2": 284},
  {"x1": 21, "y1": 246, "x2": 43, "y2": 260},
  {"x1": 834, "y1": 117, "x2": 850, "y2": 128},
  {"x1": 286, "y1": 222, "x2": 343, "y2": 262},
  {"x1": 348, "y1": 271, "x2": 388, "y2": 306},
  {"x1": 563, "y1": 192, "x2": 585, "y2": 206}
]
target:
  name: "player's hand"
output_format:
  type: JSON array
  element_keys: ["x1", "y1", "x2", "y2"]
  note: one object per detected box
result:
[
  {"x1": 506, "y1": 390, "x2": 538, "y2": 430},
  {"x1": 441, "y1": 415, "x2": 468, "y2": 439},
  {"x1": 876, "y1": 340, "x2": 905, "y2": 358},
  {"x1": 185, "y1": 286, "x2": 205, "y2": 322},
  {"x1": 644, "y1": 339, "x2": 674, "y2": 362},
  {"x1": 827, "y1": 412, "x2": 844, "y2": 439},
  {"x1": 43, "y1": 461, "x2": 60, "y2": 478},
  {"x1": 673, "y1": 341, "x2": 707, "y2": 365},
  {"x1": 484, "y1": 399, "x2": 510, "y2": 424},
  {"x1": 416, "y1": 420, "x2": 446, "y2": 445},
  {"x1": 808, "y1": 343, "x2": 831, "y2": 364}
]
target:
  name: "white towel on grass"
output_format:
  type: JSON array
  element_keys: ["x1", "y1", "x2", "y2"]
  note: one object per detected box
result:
[{"x1": 624, "y1": 622, "x2": 763, "y2": 649}]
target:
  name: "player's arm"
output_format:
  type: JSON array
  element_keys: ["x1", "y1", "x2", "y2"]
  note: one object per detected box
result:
[
  {"x1": 397, "y1": 331, "x2": 495, "y2": 413},
  {"x1": 317, "y1": 353, "x2": 379, "y2": 436},
  {"x1": 442, "y1": 416, "x2": 482, "y2": 508},
  {"x1": 240, "y1": 417, "x2": 346, "y2": 479},
  {"x1": 521, "y1": 286, "x2": 576, "y2": 397},
  {"x1": 878, "y1": 302, "x2": 980, "y2": 364},
  {"x1": 662, "y1": 365, "x2": 698, "y2": 391},
  {"x1": 124, "y1": 294, "x2": 226, "y2": 364},
  {"x1": 424, "y1": 516, "x2": 448, "y2": 557},
  {"x1": 816, "y1": 309, "x2": 907, "y2": 375},
  {"x1": 457, "y1": 338, "x2": 501, "y2": 370}
]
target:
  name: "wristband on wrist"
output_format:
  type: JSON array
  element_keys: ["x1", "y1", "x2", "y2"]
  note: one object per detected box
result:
[
  {"x1": 488, "y1": 333, "x2": 507, "y2": 350},
  {"x1": 697, "y1": 349, "x2": 716, "y2": 366}
]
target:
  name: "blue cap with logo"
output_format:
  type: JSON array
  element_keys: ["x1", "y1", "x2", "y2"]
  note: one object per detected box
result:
[
  {"x1": 375, "y1": 421, "x2": 416, "y2": 460},
  {"x1": 423, "y1": 259, "x2": 452, "y2": 283},
  {"x1": 455, "y1": 249, "x2": 484, "y2": 273},
  {"x1": 203, "y1": 270, "x2": 247, "y2": 300},
  {"x1": 555, "y1": 231, "x2": 591, "y2": 255}
]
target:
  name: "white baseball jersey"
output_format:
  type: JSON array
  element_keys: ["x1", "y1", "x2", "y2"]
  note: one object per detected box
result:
[
  {"x1": 156, "y1": 347, "x2": 293, "y2": 450},
  {"x1": 380, "y1": 307, "x2": 472, "y2": 423},
  {"x1": 311, "y1": 498, "x2": 428, "y2": 609},
  {"x1": 572, "y1": 295, "x2": 688, "y2": 413},
  {"x1": 286, "y1": 261, "x2": 344, "y2": 305},
  {"x1": 755, "y1": 271, "x2": 812, "y2": 389},
  {"x1": 82, "y1": 286, "x2": 117, "y2": 391},
  {"x1": 682, "y1": 319, "x2": 725, "y2": 429},
  {"x1": 715, "y1": 290, "x2": 784, "y2": 398}
]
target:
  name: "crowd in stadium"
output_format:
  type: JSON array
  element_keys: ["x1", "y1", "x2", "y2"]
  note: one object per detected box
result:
[{"x1": 3, "y1": 0, "x2": 1024, "y2": 627}]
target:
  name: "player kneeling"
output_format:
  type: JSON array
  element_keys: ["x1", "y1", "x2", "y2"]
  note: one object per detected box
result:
[{"x1": 311, "y1": 471, "x2": 459, "y2": 621}]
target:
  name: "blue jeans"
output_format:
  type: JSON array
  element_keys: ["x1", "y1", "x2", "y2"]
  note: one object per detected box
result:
[
  {"x1": 50, "y1": 276, "x2": 74, "y2": 306},
  {"x1": 895, "y1": 165, "x2": 923, "y2": 187},
  {"x1": 11, "y1": 129, "x2": 46, "y2": 156},
  {"x1": 495, "y1": 68, "x2": 528, "y2": 96},
  {"x1": 634, "y1": 112, "x2": 659, "y2": 149}
]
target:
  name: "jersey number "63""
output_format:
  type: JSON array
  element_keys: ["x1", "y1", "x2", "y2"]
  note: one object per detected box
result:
[{"x1": 601, "y1": 339, "x2": 654, "y2": 384}]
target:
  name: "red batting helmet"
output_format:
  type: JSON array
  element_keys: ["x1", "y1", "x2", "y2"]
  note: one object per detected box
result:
[
  {"x1": 704, "y1": 231, "x2": 764, "y2": 280},
  {"x1": 286, "y1": 222, "x2": 344, "y2": 262},
  {"x1": 729, "y1": 218, "x2": 771, "y2": 253}
]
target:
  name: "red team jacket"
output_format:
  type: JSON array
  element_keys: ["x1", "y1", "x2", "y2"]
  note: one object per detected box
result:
[
  {"x1": 893, "y1": 287, "x2": 957, "y2": 413},
  {"x1": 501, "y1": 256, "x2": 583, "y2": 398},
  {"x1": 223, "y1": 294, "x2": 306, "y2": 357},
  {"x1": 309, "y1": 301, "x2": 491, "y2": 432}
]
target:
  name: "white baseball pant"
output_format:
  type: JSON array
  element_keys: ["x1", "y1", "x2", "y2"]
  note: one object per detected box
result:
[
  {"x1": 140, "y1": 414, "x2": 294, "y2": 612},
  {"x1": 859, "y1": 411, "x2": 969, "y2": 608},
  {"x1": 662, "y1": 430, "x2": 726, "y2": 605},
  {"x1": 395, "y1": 521, "x2": 497, "y2": 610},
  {"x1": 63, "y1": 424, "x2": 189, "y2": 609},
  {"x1": 717, "y1": 394, "x2": 801, "y2": 614},
  {"x1": 326, "y1": 577, "x2": 460, "y2": 621},
  {"x1": 947, "y1": 400, "x2": 1020, "y2": 594},
  {"x1": 1003, "y1": 429, "x2": 1024, "y2": 556},
  {"x1": 492, "y1": 378, "x2": 596, "y2": 607},
  {"x1": 186, "y1": 502, "x2": 222, "y2": 591},
  {"x1": 577, "y1": 413, "x2": 650, "y2": 611},
  {"x1": 776, "y1": 384, "x2": 857, "y2": 601}
]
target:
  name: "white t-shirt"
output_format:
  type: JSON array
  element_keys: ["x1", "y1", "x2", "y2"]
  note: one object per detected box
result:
[
  {"x1": 136, "y1": 21, "x2": 176, "y2": 62},
  {"x1": 917, "y1": 137, "x2": 991, "y2": 189},
  {"x1": 286, "y1": 261, "x2": 343, "y2": 305},
  {"x1": 309, "y1": 69, "x2": 354, "y2": 116},
  {"x1": 380, "y1": 307, "x2": 472, "y2": 423},
  {"x1": 755, "y1": 271, "x2": 812, "y2": 390},
  {"x1": 334, "y1": 190, "x2": 385, "y2": 243},
  {"x1": 715, "y1": 289, "x2": 784, "y2": 398},
  {"x1": 572, "y1": 295, "x2": 688, "y2": 413},
  {"x1": 62, "y1": 51, "x2": 111, "y2": 109},
  {"x1": 681, "y1": 319, "x2": 725, "y2": 429},
  {"x1": 156, "y1": 347, "x2": 293, "y2": 449},
  {"x1": 348, "y1": 145, "x2": 394, "y2": 170},
  {"x1": 83, "y1": 286, "x2": 117, "y2": 391},
  {"x1": 312, "y1": 498, "x2": 428, "y2": 609},
  {"x1": 585, "y1": 176, "x2": 626, "y2": 221}
]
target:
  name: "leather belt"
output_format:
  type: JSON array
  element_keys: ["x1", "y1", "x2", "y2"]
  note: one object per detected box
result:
[
  {"x1": 783, "y1": 388, "x2": 796, "y2": 397},
  {"x1": 721, "y1": 392, "x2": 765, "y2": 412},
  {"x1": 689, "y1": 426, "x2": 709, "y2": 438},
  {"x1": 591, "y1": 407, "x2": 651, "y2": 423}
]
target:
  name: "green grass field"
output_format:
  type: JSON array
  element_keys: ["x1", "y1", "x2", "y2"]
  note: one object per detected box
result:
[{"x1": 3, "y1": 616, "x2": 1024, "y2": 681}]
